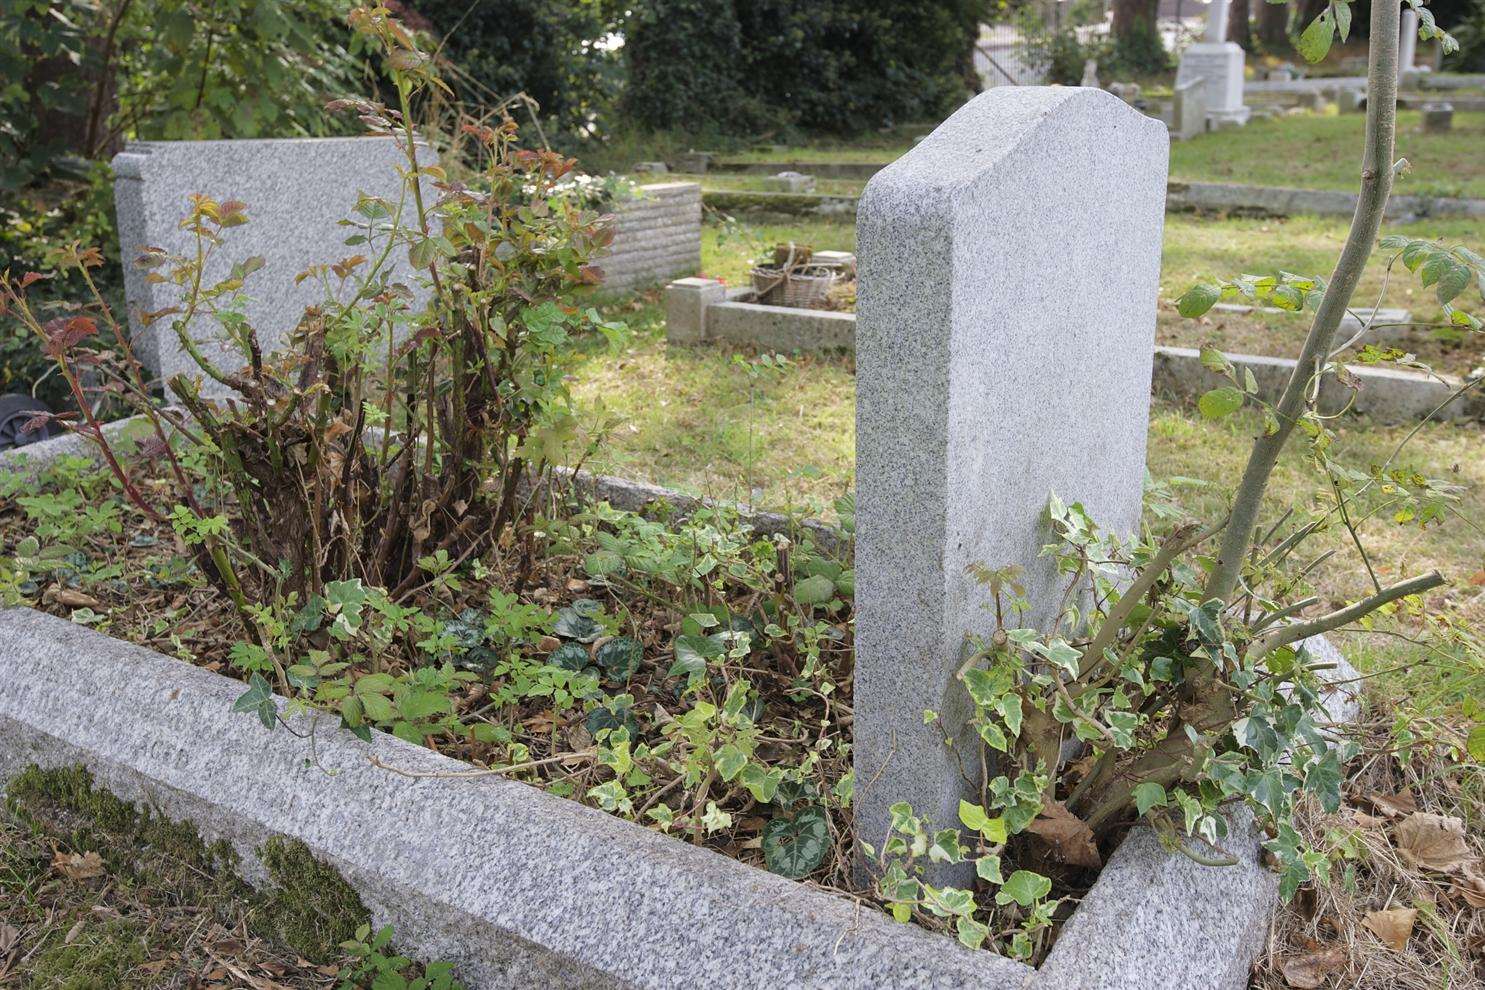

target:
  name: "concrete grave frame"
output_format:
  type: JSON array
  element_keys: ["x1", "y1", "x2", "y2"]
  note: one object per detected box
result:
[
  {"x1": 662, "y1": 280, "x2": 1484, "y2": 425},
  {"x1": 1, "y1": 420, "x2": 1360, "y2": 990}
]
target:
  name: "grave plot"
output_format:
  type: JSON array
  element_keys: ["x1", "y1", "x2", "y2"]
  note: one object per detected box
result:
[
  {"x1": 3, "y1": 6, "x2": 1483, "y2": 986},
  {"x1": 1, "y1": 81, "x2": 1397, "y2": 988}
]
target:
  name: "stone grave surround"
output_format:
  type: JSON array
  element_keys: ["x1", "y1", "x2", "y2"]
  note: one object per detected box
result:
[
  {"x1": 854, "y1": 86, "x2": 1168, "y2": 885},
  {"x1": 5, "y1": 88, "x2": 1368, "y2": 987},
  {"x1": 114, "y1": 137, "x2": 428, "y2": 398}
]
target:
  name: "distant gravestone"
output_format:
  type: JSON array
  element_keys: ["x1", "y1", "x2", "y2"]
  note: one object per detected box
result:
[
  {"x1": 1109, "y1": 81, "x2": 1141, "y2": 105},
  {"x1": 114, "y1": 137, "x2": 429, "y2": 396},
  {"x1": 1398, "y1": 7, "x2": 1419, "y2": 83},
  {"x1": 763, "y1": 171, "x2": 816, "y2": 193},
  {"x1": 1338, "y1": 88, "x2": 1367, "y2": 113},
  {"x1": 854, "y1": 88, "x2": 1168, "y2": 883},
  {"x1": 1081, "y1": 59, "x2": 1100, "y2": 88},
  {"x1": 1421, "y1": 101, "x2": 1454, "y2": 132},
  {"x1": 1171, "y1": 79, "x2": 1207, "y2": 140},
  {"x1": 1175, "y1": 0, "x2": 1251, "y2": 127}
]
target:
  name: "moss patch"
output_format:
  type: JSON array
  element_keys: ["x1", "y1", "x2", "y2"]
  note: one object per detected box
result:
[
  {"x1": 260, "y1": 835, "x2": 370, "y2": 961},
  {"x1": 3, "y1": 763, "x2": 372, "y2": 984}
]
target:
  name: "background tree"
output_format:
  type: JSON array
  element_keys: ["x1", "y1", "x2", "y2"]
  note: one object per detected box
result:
[
  {"x1": 1257, "y1": 0, "x2": 1293, "y2": 49},
  {"x1": 1229, "y1": 0, "x2": 1256, "y2": 49}
]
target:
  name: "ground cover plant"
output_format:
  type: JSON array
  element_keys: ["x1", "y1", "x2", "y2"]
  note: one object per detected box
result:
[
  {"x1": 1, "y1": 1, "x2": 1483, "y2": 982},
  {"x1": 1, "y1": 0, "x2": 863, "y2": 915}
]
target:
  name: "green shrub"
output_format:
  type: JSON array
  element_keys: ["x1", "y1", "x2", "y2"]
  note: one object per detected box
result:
[
  {"x1": 622, "y1": 0, "x2": 985, "y2": 137},
  {"x1": 1444, "y1": 0, "x2": 1485, "y2": 70}
]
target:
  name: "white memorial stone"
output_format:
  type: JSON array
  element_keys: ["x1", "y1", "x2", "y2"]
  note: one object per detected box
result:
[
  {"x1": 854, "y1": 88, "x2": 1168, "y2": 883},
  {"x1": 1399, "y1": 8, "x2": 1418, "y2": 83},
  {"x1": 1175, "y1": 0, "x2": 1252, "y2": 127}
]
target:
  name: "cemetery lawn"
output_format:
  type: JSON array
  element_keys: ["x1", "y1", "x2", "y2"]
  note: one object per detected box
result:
[
  {"x1": 1170, "y1": 109, "x2": 1485, "y2": 200},
  {"x1": 676, "y1": 108, "x2": 1485, "y2": 200},
  {"x1": 693, "y1": 213, "x2": 1485, "y2": 375},
  {"x1": 570, "y1": 306, "x2": 1485, "y2": 711}
]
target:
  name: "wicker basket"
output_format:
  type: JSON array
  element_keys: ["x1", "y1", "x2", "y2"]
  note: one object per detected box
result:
[{"x1": 750, "y1": 265, "x2": 837, "y2": 308}]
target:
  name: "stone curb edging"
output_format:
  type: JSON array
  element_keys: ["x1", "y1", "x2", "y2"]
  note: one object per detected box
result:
[
  {"x1": 0, "y1": 605, "x2": 1360, "y2": 990},
  {"x1": 0, "y1": 608, "x2": 1034, "y2": 990},
  {"x1": 600, "y1": 182, "x2": 702, "y2": 292},
  {"x1": 661, "y1": 287, "x2": 1482, "y2": 425}
]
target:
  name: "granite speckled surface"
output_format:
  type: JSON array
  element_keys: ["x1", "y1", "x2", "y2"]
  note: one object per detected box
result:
[
  {"x1": 113, "y1": 137, "x2": 430, "y2": 396},
  {"x1": 853, "y1": 87, "x2": 1169, "y2": 886}
]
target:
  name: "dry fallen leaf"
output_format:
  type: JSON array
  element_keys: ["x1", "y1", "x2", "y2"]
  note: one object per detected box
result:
[
  {"x1": 1281, "y1": 945, "x2": 1348, "y2": 988},
  {"x1": 47, "y1": 588, "x2": 100, "y2": 609},
  {"x1": 0, "y1": 921, "x2": 19, "y2": 954},
  {"x1": 1453, "y1": 869, "x2": 1485, "y2": 908},
  {"x1": 1395, "y1": 812, "x2": 1473, "y2": 872},
  {"x1": 1365, "y1": 790, "x2": 1417, "y2": 818},
  {"x1": 51, "y1": 849, "x2": 105, "y2": 881},
  {"x1": 1027, "y1": 799, "x2": 1102, "y2": 868},
  {"x1": 1361, "y1": 907, "x2": 1418, "y2": 950}
]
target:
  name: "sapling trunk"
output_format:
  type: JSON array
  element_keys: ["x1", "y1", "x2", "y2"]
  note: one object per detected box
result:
[{"x1": 1203, "y1": 0, "x2": 1400, "y2": 605}]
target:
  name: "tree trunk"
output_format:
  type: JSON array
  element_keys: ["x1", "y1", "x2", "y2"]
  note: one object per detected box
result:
[
  {"x1": 1257, "y1": 0, "x2": 1291, "y2": 49},
  {"x1": 1112, "y1": 0, "x2": 1160, "y2": 42},
  {"x1": 1228, "y1": 0, "x2": 1254, "y2": 50}
]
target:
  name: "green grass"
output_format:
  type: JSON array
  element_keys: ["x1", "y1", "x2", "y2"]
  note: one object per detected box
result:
[
  {"x1": 698, "y1": 210, "x2": 1484, "y2": 323},
  {"x1": 571, "y1": 312, "x2": 1483, "y2": 705},
  {"x1": 1170, "y1": 109, "x2": 1485, "y2": 199},
  {"x1": 666, "y1": 108, "x2": 1485, "y2": 200},
  {"x1": 700, "y1": 216, "x2": 859, "y2": 285}
]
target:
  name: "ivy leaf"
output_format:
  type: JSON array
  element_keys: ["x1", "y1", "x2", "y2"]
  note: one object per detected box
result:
[
  {"x1": 1198, "y1": 386, "x2": 1245, "y2": 420},
  {"x1": 232, "y1": 673, "x2": 276, "y2": 730},
  {"x1": 995, "y1": 870, "x2": 1052, "y2": 907},
  {"x1": 669, "y1": 633, "x2": 724, "y2": 682},
  {"x1": 1177, "y1": 282, "x2": 1222, "y2": 318},
  {"x1": 792, "y1": 574, "x2": 835, "y2": 606},
  {"x1": 713, "y1": 744, "x2": 748, "y2": 782},
  {"x1": 1184, "y1": 599, "x2": 1225, "y2": 649},
  {"x1": 1133, "y1": 782, "x2": 1168, "y2": 816},
  {"x1": 1297, "y1": 8, "x2": 1335, "y2": 62},
  {"x1": 762, "y1": 806, "x2": 829, "y2": 879}
]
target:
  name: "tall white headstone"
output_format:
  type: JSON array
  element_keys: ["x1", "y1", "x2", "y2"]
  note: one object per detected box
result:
[
  {"x1": 853, "y1": 88, "x2": 1168, "y2": 883},
  {"x1": 1175, "y1": 0, "x2": 1252, "y2": 127},
  {"x1": 1398, "y1": 7, "x2": 1419, "y2": 83}
]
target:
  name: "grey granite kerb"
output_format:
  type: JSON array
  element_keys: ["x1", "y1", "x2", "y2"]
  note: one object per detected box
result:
[
  {"x1": 853, "y1": 87, "x2": 1168, "y2": 887},
  {"x1": 0, "y1": 608, "x2": 1034, "y2": 990}
]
